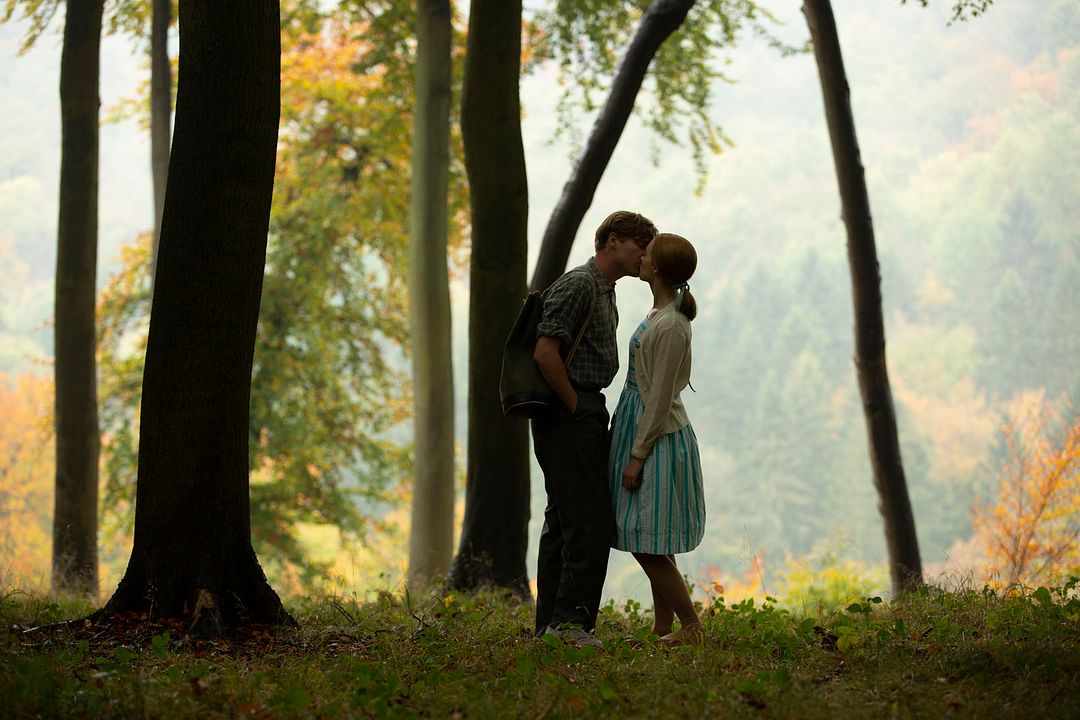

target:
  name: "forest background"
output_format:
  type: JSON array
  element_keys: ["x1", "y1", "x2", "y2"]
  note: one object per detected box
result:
[{"x1": 1, "y1": 0, "x2": 1077, "y2": 604}]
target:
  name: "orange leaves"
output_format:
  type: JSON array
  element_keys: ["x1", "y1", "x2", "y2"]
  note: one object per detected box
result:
[
  {"x1": 700, "y1": 554, "x2": 768, "y2": 604},
  {"x1": 0, "y1": 372, "x2": 54, "y2": 587},
  {"x1": 279, "y1": 20, "x2": 395, "y2": 146},
  {"x1": 1010, "y1": 61, "x2": 1062, "y2": 104},
  {"x1": 975, "y1": 393, "x2": 1080, "y2": 587}
]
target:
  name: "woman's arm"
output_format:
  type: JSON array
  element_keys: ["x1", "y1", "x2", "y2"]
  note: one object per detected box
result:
[{"x1": 631, "y1": 320, "x2": 690, "y2": 460}]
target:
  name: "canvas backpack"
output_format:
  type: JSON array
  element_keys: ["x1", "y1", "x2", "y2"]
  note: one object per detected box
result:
[{"x1": 500, "y1": 276, "x2": 594, "y2": 419}]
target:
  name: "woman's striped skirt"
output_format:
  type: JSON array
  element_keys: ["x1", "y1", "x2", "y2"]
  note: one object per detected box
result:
[{"x1": 607, "y1": 385, "x2": 706, "y2": 554}]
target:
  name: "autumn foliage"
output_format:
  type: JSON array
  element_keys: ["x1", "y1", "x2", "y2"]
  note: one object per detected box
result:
[
  {"x1": 0, "y1": 372, "x2": 53, "y2": 588},
  {"x1": 976, "y1": 394, "x2": 1080, "y2": 587}
]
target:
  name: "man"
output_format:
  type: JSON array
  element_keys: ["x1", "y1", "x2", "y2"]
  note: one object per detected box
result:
[{"x1": 532, "y1": 210, "x2": 658, "y2": 646}]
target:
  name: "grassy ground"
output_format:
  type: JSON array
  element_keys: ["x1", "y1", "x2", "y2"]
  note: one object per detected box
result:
[{"x1": 2, "y1": 581, "x2": 1078, "y2": 719}]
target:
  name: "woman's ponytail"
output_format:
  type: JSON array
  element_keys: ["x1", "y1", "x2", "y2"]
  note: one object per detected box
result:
[
  {"x1": 678, "y1": 287, "x2": 697, "y2": 321},
  {"x1": 653, "y1": 234, "x2": 699, "y2": 321}
]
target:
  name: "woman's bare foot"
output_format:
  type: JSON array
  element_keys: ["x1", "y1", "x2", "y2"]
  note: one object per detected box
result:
[{"x1": 659, "y1": 623, "x2": 704, "y2": 647}]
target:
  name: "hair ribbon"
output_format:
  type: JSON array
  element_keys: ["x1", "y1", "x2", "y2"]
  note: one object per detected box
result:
[{"x1": 675, "y1": 281, "x2": 689, "y2": 311}]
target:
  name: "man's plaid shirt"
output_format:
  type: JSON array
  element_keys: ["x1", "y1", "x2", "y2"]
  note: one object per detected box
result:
[{"x1": 537, "y1": 257, "x2": 619, "y2": 390}]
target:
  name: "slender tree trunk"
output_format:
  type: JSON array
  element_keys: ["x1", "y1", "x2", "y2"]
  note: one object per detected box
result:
[
  {"x1": 52, "y1": 0, "x2": 104, "y2": 598},
  {"x1": 102, "y1": 0, "x2": 291, "y2": 635},
  {"x1": 447, "y1": 0, "x2": 531, "y2": 597},
  {"x1": 407, "y1": 0, "x2": 455, "y2": 590},
  {"x1": 529, "y1": 0, "x2": 695, "y2": 292},
  {"x1": 149, "y1": 0, "x2": 172, "y2": 273},
  {"x1": 803, "y1": 0, "x2": 923, "y2": 595}
]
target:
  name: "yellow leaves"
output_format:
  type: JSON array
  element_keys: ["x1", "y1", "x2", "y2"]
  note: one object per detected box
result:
[
  {"x1": 915, "y1": 273, "x2": 956, "y2": 315},
  {"x1": 895, "y1": 374, "x2": 998, "y2": 483},
  {"x1": 280, "y1": 20, "x2": 390, "y2": 126}
]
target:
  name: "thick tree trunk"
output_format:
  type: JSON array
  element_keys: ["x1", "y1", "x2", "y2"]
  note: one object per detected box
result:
[
  {"x1": 407, "y1": 0, "x2": 455, "y2": 590},
  {"x1": 803, "y1": 0, "x2": 923, "y2": 595},
  {"x1": 102, "y1": 0, "x2": 291, "y2": 634},
  {"x1": 447, "y1": 0, "x2": 531, "y2": 598},
  {"x1": 52, "y1": 0, "x2": 104, "y2": 598},
  {"x1": 149, "y1": 0, "x2": 172, "y2": 273},
  {"x1": 529, "y1": 0, "x2": 695, "y2": 292}
]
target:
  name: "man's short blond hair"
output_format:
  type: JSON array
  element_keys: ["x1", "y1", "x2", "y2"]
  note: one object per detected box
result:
[{"x1": 594, "y1": 210, "x2": 658, "y2": 251}]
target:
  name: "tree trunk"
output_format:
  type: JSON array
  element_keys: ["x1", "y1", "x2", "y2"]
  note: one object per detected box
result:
[
  {"x1": 407, "y1": 0, "x2": 455, "y2": 590},
  {"x1": 529, "y1": 0, "x2": 695, "y2": 292},
  {"x1": 447, "y1": 0, "x2": 531, "y2": 598},
  {"x1": 802, "y1": 0, "x2": 923, "y2": 595},
  {"x1": 102, "y1": 0, "x2": 291, "y2": 635},
  {"x1": 52, "y1": 0, "x2": 104, "y2": 598},
  {"x1": 149, "y1": 0, "x2": 172, "y2": 273}
]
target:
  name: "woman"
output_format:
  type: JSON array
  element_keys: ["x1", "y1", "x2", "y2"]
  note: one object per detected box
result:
[{"x1": 608, "y1": 232, "x2": 706, "y2": 646}]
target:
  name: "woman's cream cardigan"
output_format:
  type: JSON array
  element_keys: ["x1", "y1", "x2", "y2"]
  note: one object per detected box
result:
[{"x1": 630, "y1": 301, "x2": 692, "y2": 460}]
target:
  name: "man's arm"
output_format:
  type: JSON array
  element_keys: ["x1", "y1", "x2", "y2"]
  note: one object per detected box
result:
[{"x1": 534, "y1": 336, "x2": 578, "y2": 413}]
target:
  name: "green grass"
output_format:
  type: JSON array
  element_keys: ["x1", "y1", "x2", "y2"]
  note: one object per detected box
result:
[{"x1": 2, "y1": 581, "x2": 1078, "y2": 718}]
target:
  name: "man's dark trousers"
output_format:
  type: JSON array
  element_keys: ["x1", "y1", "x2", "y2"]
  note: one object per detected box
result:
[{"x1": 531, "y1": 390, "x2": 614, "y2": 634}]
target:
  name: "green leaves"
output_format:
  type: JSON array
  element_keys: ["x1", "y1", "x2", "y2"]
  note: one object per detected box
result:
[
  {"x1": 280, "y1": 685, "x2": 312, "y2": 711},
  {"x1": 350, "y1": 664, "x2": 403, "y2": 716},
  {"x1": 529, "y1": 0, "x2": 794, "y2": 191},
  {"x1": 150, "y1": 631, "x2": 171, "y2": 659}
]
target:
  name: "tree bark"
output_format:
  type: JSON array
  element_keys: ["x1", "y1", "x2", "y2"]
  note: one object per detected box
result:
[
  {"x1": 407, "y1": 0, "x2": 455, "y2": 590},
  {"x1": 447, "y1": 0, "x2": 531, "y2": 598},
  {"x1": 102, "y1": 0, "x2": 291, "y2": 634},
  {"x1": 52, "y1": 0, "x2": 104, "y2": 598},
  {"x1": 803, "y1": 0, "x2": 923, "y2": 595},
  {"x1": 149, "y1": 0, "x2": 172, "y2": 274},
  {"x1": 529, "y1": 0, "x2": 695, "y2": 292}
]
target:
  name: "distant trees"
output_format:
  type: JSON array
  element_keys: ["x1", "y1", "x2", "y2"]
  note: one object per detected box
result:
[
  {"x1": 978, "y1": 193, "x2": 1078, "y2": 400},
  {"x1": 103, "y1": 0, "x2": 290, "y2": 632}
]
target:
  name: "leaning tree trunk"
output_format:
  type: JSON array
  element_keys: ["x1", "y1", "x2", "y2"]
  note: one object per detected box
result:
[
  {"x1": 149, "y1": 0, "x2": 172, "y2": 274},
  {"x1": 406, "y1": 0, "x2": 456, "y2": 590},
  {"x1": 52, "y1": 0, "x2": 104, "y2": 598},
  {"x1": 803, "y1": 0, "x2": 923, "y2": 595},
  {"x1": 447, "y1": 0, "x2": 531, "y2": 598},
  {"x1": 529, "y1": 0, "x2": 695, "y2": 292},
  {"x1": 102, "y1": 0, "x2": 291, "y2": 635}
]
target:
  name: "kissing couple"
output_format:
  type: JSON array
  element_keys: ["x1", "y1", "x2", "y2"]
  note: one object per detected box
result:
[{"x1": 530, "y1": 210, "x2": 706, "y2": 648}]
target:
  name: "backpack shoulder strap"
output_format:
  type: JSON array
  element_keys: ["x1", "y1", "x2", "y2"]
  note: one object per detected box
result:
[{"x1": 565, "y1": 270, "x2": 596, "y2": 364}]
